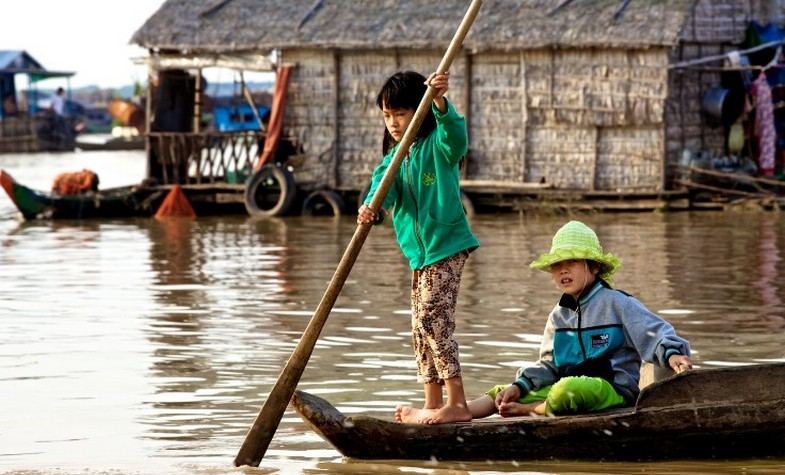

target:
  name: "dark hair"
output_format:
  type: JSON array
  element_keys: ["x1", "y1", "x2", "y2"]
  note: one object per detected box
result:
[
  {"x1": 587, "y1": 260, "x2": 604, "y2": 276},
  {"x1": 376, "y1": 71, "x2": 437, "y2": 154}
]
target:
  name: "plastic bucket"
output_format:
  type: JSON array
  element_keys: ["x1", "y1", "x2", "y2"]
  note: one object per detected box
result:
[{"x1": 727, "y1": 122, "x2": 745, "y2": 154}]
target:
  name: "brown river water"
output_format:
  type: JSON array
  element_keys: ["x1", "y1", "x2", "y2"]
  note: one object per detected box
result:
[{"x1": 0, "y1": 150, "x2": 784, "y2": 475}]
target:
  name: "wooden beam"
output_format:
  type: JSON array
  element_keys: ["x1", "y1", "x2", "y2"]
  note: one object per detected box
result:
[
  {"x1": 332, "y1": 50, "x2": 341, "y2": 189},
  {"x1": 520, "y1": 51, "x2": 528, "y2": 182},
  {"x1": 145, "y1": 61, "x2": 154, "y2": 180},
  {"x1": 548, "y1": 0, "x2": 576, "y2": 16},
  {"x1": 193, "y1": 70, "x2": 202, "y2": 133},
  {"x1": 676, "y1": 165, "x2": 785, "y2": 188},
  {"x1": 462, "y1": 53, "x2": 472, "y2": 181},
  {"x1": 590, "y1": 127, "x2": 598, "y2": 191},
  {"x1": 613, "y1": 0, "x2": 632, "y2": 21},
  {"x1": 673, "y1": 178, "x2": 773, "y2": 198}
]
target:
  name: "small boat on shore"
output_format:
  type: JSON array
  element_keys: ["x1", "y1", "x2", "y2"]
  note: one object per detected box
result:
[
  {"x1": 292, "y1": 362, "x2": 785, "y2": 461},
  {"x1": 75, "y1": 134, "x2": 144, "y2": 151},
  {"x1": 0, "y1": 169, "x2": 160, "y2": 220}
]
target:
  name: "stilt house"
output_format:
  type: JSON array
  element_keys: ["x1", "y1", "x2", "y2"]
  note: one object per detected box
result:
[{"x1": 132, "y1": 0, "x2": 785, "y2": 212}]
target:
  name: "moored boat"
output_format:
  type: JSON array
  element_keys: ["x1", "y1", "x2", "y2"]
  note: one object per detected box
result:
[
  {"x1": 75, "y1": 134, "x2": 145, "y2": 151},
  {"x1": 292, "y1": 362, "x2": 785, "y2": 461},
  {"x1": 0, "y1": 169, "x2": 160, "y2": 220}
]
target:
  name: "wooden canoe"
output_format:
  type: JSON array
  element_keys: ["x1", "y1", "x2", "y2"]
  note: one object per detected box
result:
[
  {"x1": 292, "y1": 362, "x2": 785, "y2": 461},
  {"x1": 0, "y1": 169, "x2": 160, "y2": 220}
]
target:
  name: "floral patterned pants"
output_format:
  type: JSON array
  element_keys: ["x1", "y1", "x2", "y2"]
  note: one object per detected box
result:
[{"x1": 410, "y1": 251, "x2": 468, "y2": 384}]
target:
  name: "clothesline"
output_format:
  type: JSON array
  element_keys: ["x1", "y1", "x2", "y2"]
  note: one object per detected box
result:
[{"x1": 669, "y1": 39, "x2": 785, "y2": 70}]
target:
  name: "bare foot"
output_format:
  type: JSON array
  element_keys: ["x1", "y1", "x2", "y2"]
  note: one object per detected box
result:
[
  {"x1": 396, "y1": 405, "x2": 440, "y2": 423},
  {"x1": 422, "y1": 404, "x2": 472, "y2": 424},
  {"x1": 498, "y1": 401, "x2": 544, "y2": 417}
]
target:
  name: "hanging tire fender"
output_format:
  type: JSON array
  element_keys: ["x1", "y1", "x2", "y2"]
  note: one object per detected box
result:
[
  {"x1": 244, "y1": 163, "x2": 297, "y2": 217},
  {"x1": 301, "y1": 190, "x2": 345, "y2": 216}
]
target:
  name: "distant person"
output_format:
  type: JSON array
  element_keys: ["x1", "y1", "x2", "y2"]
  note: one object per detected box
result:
[
  {"x1": 51, "y1": 87, "x2": 66, "y2": 117},
  {"x1": 466, "y1": 220, "x2": 693, "y2": 419},
  {"x1": 2, "y1": 95, "x2": 16, "y2": 116},
  {"x1": 357, "y1": 70, "x2": 479, "y2": 424}
]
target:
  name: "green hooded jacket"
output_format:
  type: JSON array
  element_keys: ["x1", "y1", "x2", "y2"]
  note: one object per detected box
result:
[{"x1": 365, "y1": 99, "x2": 479, "y2": 270}]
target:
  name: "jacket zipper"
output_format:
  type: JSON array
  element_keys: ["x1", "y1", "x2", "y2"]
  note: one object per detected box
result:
[
  {"x1": 405, "y1": 151, "x2": 425, "y2": 267},
  {"x1": 576, "y1": 300, "x2": 587, "y2": 360}
]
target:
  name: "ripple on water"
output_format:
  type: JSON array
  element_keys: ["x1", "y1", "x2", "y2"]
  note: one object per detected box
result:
[{"x1": 1, "y1": 200, "x2": 784, "y2": 474}]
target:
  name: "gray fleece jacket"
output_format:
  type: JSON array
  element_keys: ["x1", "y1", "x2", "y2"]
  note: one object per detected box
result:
[{"x1": 514, "y1": 279, "x2": 691, "y2": 404}]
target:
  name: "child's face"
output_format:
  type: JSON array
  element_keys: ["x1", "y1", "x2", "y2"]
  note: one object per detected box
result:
[
  {"x1": 549, "y1": 259, "x2": 598, "y2": 297},
  {"x1": 382, "y1": 104, "x2": 415, "y2": 143}
]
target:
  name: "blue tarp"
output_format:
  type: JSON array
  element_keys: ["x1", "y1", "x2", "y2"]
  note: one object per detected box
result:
[
  {"x1": 747, "y1": 22, "x2": 785, "y2": 45},
  {"x1": 213, "y1": 104, "x2": 270, "y2": 132}
]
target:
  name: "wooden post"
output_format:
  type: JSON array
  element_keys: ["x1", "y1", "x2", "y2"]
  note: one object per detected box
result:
[
  {"x1": 519, "y1": 51, "x2": 528, "y2": 182},
  {"x1": 591, "y1": 126, "x2": 598, "y2": 191},
  {"x1": 462, "y1": 53, "x2": 472, "y2": 181},
  {"x1": 145, "y1": 60, "x2": 154, "y2": 180},
  {"x1": 193, "y1": 70, "x2": 202, "y2": 133},
  {"x1": 332, "y1": 50, "x2": 341, "y2": 189}
]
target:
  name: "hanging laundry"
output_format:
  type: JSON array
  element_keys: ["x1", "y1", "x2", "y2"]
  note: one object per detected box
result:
[{"x1": 751, "y1": 73, "x2": 776, "y2": 176}]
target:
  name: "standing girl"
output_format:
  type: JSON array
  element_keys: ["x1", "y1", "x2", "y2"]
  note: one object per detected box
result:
[{"x1": 357, "y1": 70, "x2": 479, "y2": 424}]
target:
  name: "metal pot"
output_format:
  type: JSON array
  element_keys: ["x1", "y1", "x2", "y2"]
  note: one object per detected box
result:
[{"x1": 702, "y1": 86, "x2": 744, "y2": 127}]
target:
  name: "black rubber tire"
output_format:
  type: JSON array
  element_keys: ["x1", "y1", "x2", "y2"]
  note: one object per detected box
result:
[
  {"x1": 244, "y1": 164, "x2": 297, "y2": 217},
  {"x1": 301, "y1": 190, "x2": 345, "y2": 216},
  {"x1": 461, "y1": 191, "x2": 476, "y2": 218}
]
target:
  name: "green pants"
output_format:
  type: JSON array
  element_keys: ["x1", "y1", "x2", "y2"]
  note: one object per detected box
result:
[{"x1": 486, "y1": 376, "x2": 627, "y2": 415}]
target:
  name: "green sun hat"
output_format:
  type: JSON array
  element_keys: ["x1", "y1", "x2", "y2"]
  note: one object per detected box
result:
[{"x1": 529, "y1": 220, "x2": 621, "y2": 282}]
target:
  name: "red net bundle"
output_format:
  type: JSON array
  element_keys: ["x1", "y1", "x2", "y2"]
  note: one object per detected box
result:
[{"x1": 154, "y1": 184, "x2": 196, "y2": 219}]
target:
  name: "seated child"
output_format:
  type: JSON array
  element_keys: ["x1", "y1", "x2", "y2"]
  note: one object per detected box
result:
[{"x1": 468, "y1": 220, "x2": 693, "y2": 418}]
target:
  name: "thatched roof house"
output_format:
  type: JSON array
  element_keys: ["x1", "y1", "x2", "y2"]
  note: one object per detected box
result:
[{"x1": 132, "y1": 0, "x2": 785, "y2": 203}]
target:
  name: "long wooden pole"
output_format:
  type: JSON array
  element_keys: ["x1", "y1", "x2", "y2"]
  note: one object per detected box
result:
[{"x1": 234, "y1": 0, "x2": 483, "y2": 467}]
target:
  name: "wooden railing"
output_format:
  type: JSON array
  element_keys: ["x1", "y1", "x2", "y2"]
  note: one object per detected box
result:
[{"x1": 148, "y1": 131, "x2": 265, "y2": 185}]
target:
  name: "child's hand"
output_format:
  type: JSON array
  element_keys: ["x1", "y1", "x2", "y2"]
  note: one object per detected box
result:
[
  {"x1": 357, "y1": 204, "x2": 377, "y2": 225},
  {"x1": 494, "y1": 384, "x2": 521, "y2": 409},
  {"x1": 425, "y1": 72, "x2": 449, "y2": 113},
  {"x1": 425, "y1": 72, "x2": 450, "y2": 99},
  {"x1": 668, "y1": 354, "x2": 693, "y2": 374}
]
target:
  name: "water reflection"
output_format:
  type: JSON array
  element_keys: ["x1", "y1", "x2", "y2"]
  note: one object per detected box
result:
[
  {"x1": 1, "y1": 208, "x2": 784, "y2": 474},
  {"x1": 140, "y1": 216, "x2": 304, "y2": 455},
  {"x1": 753, "y1": 215, "x2": 785, "y2": 329},
  {"x1": 143, "y1": 218, "x2": 213, "y2": 446}
]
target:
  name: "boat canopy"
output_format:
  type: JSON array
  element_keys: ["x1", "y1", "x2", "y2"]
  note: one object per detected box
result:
[
  {"x1": 0, "y1": 50, "x2": 74, "y2": 80},
  {"x1": 0, "y1": 50, "x2": 75, "y2": 118}
]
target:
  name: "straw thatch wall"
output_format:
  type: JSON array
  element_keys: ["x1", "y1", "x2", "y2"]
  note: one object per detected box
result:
[
  {"x1": 285, "y1": 49, "x2": 471, "y2": 190},
  {"x1": 286, "y1": 46, "x2": 668, "y2": 192}
]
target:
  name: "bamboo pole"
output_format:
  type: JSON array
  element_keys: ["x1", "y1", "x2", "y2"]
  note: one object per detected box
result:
[
  {"x1": 233, "y1": 0, "x2": 484, "y2": 467},
  {"x1": 239, "y1": 71, "x2": 266, "y2": 132}
]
